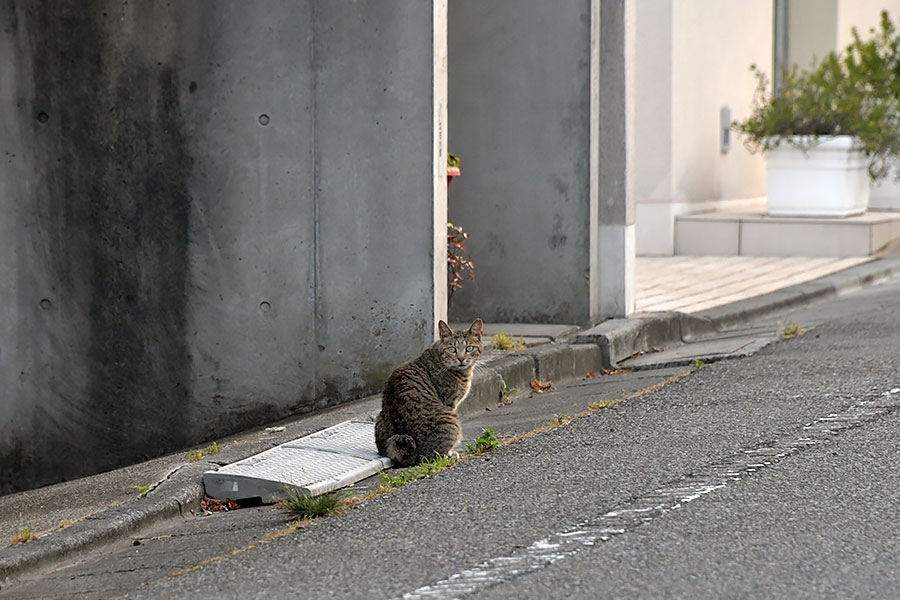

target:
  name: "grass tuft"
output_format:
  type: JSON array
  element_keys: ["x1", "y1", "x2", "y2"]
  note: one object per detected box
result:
[
  {"x1": 378, "y1": 453, "x2": 459, "y2": 492},
  {"x1": 588, "y1": 399, "x2": 619, "y2": 411},
  {"x1": 547, "y1": 414, "x2": 570, "y2": 427},
  {"x1": 466, "y1": 429, "x2": 501, "y2": 455},
  {"x1": 9, "y1": 527, "x2": 36, "y2": 546},
  {"x1": 188, "y1": 442, "x2": 221, "y2": 463},
  {"x1": 489, "y1": 332, "x2": 525, "y2": 351},
  {"x1": 279, "y1": 491, "x2": 341, "y2": 520},
  {"x1": 55, "y1": 519, "x2": 75, "y2": 531},
  {"x1": 781, "y1": 322, "x2": 803, "y2": 338}
]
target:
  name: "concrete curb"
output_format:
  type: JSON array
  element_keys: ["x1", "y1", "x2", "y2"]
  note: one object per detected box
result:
[
  {"x1": 459, "y1": 343, "x2": 604, "y2": 419},
  {"x1": 0, "y1": 466, "x2": 203, "y2": 583},
  {"x1": 3, "y1": 249, "x2": 899, "y2": 584}
]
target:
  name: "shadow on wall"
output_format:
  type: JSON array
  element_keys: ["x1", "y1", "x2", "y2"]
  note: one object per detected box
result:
[{"x1": 0, "y1": 3, "x2": 193, "y2": 494}]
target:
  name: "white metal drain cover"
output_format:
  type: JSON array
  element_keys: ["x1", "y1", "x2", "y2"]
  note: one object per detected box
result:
[{"x1": 202, "y1": 420, "x2": 391, "y2": 503}]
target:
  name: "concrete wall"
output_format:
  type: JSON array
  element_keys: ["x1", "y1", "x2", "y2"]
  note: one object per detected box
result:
[
  {"x1": 0, "y1": 0, "x2": 447, "y2": 494},
  {"x1": 634, "y1": 1, "x2": 772, "y2": 255},
  {"x1": 446, "y1": 0, "x2": 591, "y2": 324},
  {"x1": 447, "y1": 0, "x2": 633, "y2": 324},
  {"x1": 596, "y1": 0, "x2": 637, "y2": 318}
]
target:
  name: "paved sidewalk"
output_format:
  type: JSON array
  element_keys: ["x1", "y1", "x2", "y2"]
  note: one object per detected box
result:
[
  {"x1": 636, "y1": 256, "x2": 871, "y2": 314},
  {"x1": 2, "y1": 248, "x2": 900, "y2": 587}
]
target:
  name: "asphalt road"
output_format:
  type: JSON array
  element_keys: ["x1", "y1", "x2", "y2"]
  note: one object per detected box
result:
[{"x1": 3, "y1": 276, "x2": 899, "y2": 599}]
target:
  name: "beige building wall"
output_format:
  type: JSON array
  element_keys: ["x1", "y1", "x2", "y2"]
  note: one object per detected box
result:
[
  {"x1": 786, "y1": 0, "x2": 837, "y2": 68},
  {"x1": 635, "y1": 0, "x2": 900, "y2": 256},
  {"x1": 835, "y1": 0, "x2": 900, "y2": 48},
  {"x1": 635, "y1": 0, "x2": 771, "y2": 255},
  {"x1": 787, "y1": 0, "x2": 900, "y2": 66}
]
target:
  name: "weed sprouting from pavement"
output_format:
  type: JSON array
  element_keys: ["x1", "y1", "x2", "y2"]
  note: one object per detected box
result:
[
  {"x1": 378, "y1": 454, "x2": 460, "y2": 492},
  {"x1": 279, "y1": 491, "x2": 342, "y2": 520},
  {"x1": 489, "y1": 332, "x2": 525, "y2": 351},
  {"x1": 499, "y1": 378, "x2": 517, "y2": 403},
  {"x1": 54, "y1": 519, "x2": 75, "y2": 531},
  {"x1": 188, "y1": 442, "x2": 221, "y2": 463},
  {"x1": 588, "y1": 399, "x2": 619, "y2": 411},
  {"x1": 8, "y1": 527, "x2": 36, "y2": 546},
  {"x1": 466, "y1": 429, "x2": 501, "y2": 455},
  {"x1": 692, "y1": 359, "x2": 706, "y2": 370},
  {"x1": 376, "y1": 433, "x2": 501, "y2": 496},
  {"x1": 781, "y1": 322, "x2": 803, "y2": 338},
  {"x1": 547, "y1": 414, "x2": 570, "y2": 427}
]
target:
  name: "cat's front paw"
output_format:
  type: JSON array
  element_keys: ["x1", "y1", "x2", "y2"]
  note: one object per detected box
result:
[{"x1": 448, "y1": 450, "x2": 460, "y2": 460}]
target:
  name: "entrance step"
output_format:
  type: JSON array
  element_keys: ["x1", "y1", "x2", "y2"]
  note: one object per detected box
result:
[{"x1": 674, "y1": 210, "x2": 900, "y2": 257}]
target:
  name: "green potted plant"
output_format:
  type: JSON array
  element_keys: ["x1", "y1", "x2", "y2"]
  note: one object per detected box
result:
[
  {"x1": 733, "y1": 25, "x2": 900, "y2": 217},
  {"x1": 847, "y1": 11, "x2": 900, "y2": 210}
]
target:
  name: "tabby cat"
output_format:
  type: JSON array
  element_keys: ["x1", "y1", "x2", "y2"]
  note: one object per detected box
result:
[{"x1": 374, "y1": 319, "x2": 483, "y2": 466}]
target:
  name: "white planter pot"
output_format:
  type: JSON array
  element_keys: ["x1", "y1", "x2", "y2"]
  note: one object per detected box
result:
[
  {"x1": 766, "y1": 135, "x2": 869, "y2": 217},
  {"x1": 869, "y1": 176, "x2": 900, "y2": 211}
]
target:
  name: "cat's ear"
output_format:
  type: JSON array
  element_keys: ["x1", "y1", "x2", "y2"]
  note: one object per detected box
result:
[
  {"x1": 438, "y1": 320, "x2": 453, "y2": 339},
  {"x1": 468, "y1": 319, "x2": 483, "y2": 337}
]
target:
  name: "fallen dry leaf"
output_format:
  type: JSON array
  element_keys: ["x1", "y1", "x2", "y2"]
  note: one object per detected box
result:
[
  {"x1": 200, "y1": 495, "x2": 240, "y2": 514},
  {"x1": 600, "y1": 368, "x2": 631, "y2": 376},
  {"x1": 585, "y1": 371, "x2": 596, "y2": 378},
  {"x1": 530, "y1": 378, "x2": 552, "y2": 393}
]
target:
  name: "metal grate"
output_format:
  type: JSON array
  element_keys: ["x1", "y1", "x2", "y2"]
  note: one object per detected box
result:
[{"x1": 202, "y1": 421, "x2": 391, "y2": 503}]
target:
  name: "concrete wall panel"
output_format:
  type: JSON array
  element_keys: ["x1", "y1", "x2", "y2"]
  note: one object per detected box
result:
[
  {"x1": 313, "y1": 1, "x2": 442, "y2": 402},
  {"x1": 1, "y1": 1, "x2": 196, "y2": 488},
  {"x1": 0, "y1": 1, "x2": 445, "y2": 494},
  {"x1": 176, "y1": 0, "x2": 318, "y2": 444},
  {"x1": 447, "y1": 0, "x2": 593, "y2": 324}
]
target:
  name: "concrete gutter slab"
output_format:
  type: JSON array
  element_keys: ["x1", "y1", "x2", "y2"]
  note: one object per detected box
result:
[
  {"x1": 202, "y1": 421, "x2": 390, "y2": 503},
  {"x1": 621, "y1": 334, "x2": 778, "y2": 370},
  {"x1": 481, "y1": 323, "x2": 579, "y2": 341}
]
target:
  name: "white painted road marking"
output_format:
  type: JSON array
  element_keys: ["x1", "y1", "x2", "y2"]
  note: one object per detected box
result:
[{"x1": 399, "y1": 389, "x2": 900, "y2": 600}]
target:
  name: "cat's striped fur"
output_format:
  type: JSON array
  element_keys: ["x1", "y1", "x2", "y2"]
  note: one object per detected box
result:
[{"x1": 375, "y1": 319, "x2": 483, "y2": 466}]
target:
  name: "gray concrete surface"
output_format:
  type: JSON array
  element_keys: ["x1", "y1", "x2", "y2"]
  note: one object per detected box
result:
[
  {"x1": 447, "y1": 0, "x2": 620, "y2": 324},
  {"x1": 0, "y1": 1, "x2": 447, "y2": 494},
  {"x1": 480, "y1": 323, "x2": 579, "y2": 341},
  {"x1": 2, "y1": 249, "x2": 899, "y2": 589},
  {"x1": 1, "y1": 270, "x2": 896, "y2": 598},
  {"x1": 596, "y1": 0, "x2": 636, "y2": 319}
]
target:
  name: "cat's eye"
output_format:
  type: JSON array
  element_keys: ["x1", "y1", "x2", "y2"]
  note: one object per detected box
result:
[
  {"x1": 466, "y1": 345, "x2": 475, "y2": 352},
  {"x1": 444, "y1": 347, "x2": 455, "y2": 354}
]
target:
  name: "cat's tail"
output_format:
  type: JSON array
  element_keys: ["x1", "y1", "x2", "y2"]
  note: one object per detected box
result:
[{"x1": 384, "y1": 434, "x2": 418, "y2": 467}]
